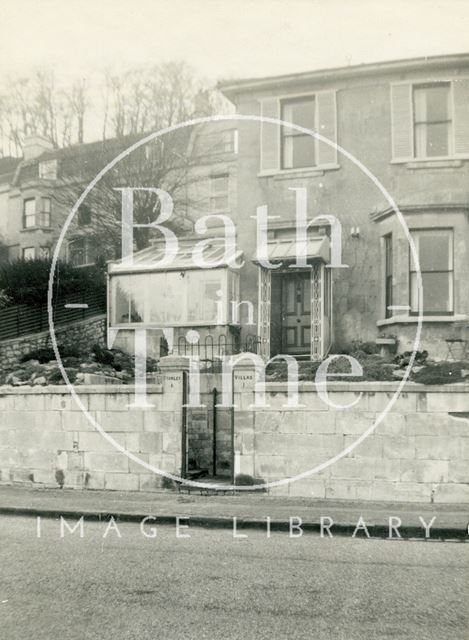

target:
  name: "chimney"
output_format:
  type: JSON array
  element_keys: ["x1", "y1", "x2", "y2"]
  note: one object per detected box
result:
[{"x1": 23, "y1": 134, "x2": 53, "y2": 161}]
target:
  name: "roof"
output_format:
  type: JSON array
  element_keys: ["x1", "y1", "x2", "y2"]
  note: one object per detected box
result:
[
  {"x1": 218, "y1": 52, "x2": 469, "y2": 99},
  {"x1": 0, "y1": 156, "x2": 21, "y2": 183},
  {"x1": 13, "y1": 122, "x2": 231, "y2": 186},
  {"x1": 13, "y1": 133, "x2": 149, "y2": 185},
  {"x1": 109, "y1": 235, "x2": 244, "y2": 274},
  {"x1": 253, "y1": 236, "x2": 329, "y2": 265}
]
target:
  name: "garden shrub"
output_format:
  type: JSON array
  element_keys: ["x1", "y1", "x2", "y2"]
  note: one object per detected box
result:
[
  {"x1": 394, "y1": 350, "x2": 428, "y2": 368},
  {"x1": 0, "y1": 258, "x2": 106, "y2": 307},
  {"x1": 92, "y1": 344, "x2": 115, "y2": 366},
  {"x1": 20, "y1": 344, "x2": 80, "y2": 364},
  {"x1": 48, "y1": 367, "x2": 78, "y2": 384},
  {"x1": 411, "y1": 362, "x2": 465, "y2": 385},
  {"x1": 342, "y1": 341, "x2": 379, "y2": 355}
]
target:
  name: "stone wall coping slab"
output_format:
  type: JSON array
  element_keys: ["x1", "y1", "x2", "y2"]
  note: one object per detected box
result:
[
  {"x1": 264, "y1": 381, "x2": 469, "y2": 393},
  {"x1": 0, "y1": 384, "x2": 163, "y2": 396}
]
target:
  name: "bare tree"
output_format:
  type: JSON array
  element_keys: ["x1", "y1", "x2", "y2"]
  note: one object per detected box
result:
[
  {"x1": 52, "y1": 127, "x2": 208, "y2": 262},
  {"x1": 0, "y1": 60, "x2": 225, "y2": 157},
  {"x1": 0, "y1": 70, "x2": 90, "y2": 154},
  {"x1": 101, "y1": 61, "x2": 217, "y2": 139},
  {"x1": 51, "y1": 61, "x2": 227, "y2": 260},
  {"x1": 68, "y1": 79, "x2": 87, "y2": 145}
]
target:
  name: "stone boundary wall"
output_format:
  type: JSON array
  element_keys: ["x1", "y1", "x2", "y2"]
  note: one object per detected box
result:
[
  {"x1": 0, "y1": 372, "x2": 183, "y2": 491},
  {"x1": 233, "y1": 372, "x2": 469, "y2": 503},
  {"x1": 1, "y1": 355, "x2": 469, "y2": 503},
  {"x1": 0, "y1": 315, "x2": 106, "y2": 374}
]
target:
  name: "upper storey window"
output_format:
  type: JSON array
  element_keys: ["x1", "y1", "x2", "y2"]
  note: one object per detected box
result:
[
  {"x1": 281, "y1": 97, "x2": 316, "y2": 169},
  {"x1": 259, "y1": 91, "x2": 337, "y2": 174},
  {"x1": 413, "y1": 83, "x2": 451, "y2": 158},
  {"x1": 391, "y1": 79, "x2": 469, "y2": 161}
]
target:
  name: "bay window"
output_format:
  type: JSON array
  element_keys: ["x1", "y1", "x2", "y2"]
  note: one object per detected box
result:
[
  {"x1": 23, "y1": 197, "x2": 51, "y2": 228},
  {"x1": 410, "y1": 229, "x2": 453, "y2": 314}
]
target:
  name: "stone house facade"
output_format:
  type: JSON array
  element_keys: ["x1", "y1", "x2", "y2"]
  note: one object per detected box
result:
[{"x1": 215, "y1": 53, "x2": 469, "y2": 360}]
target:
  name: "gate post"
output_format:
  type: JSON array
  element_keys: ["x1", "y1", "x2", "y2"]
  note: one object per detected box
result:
[
  {"x1": 232, "y1": 360, "x2": 256, "y2": 482},
  {"x1": 159, "y1": 355, "x2": 191, "y2": 479}
]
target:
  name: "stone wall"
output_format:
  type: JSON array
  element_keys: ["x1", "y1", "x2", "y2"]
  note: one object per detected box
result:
[
  {"x1": 233, "y1": 369, "x2": 469, "y2": 503},
  {"x1": 0, "y1": 370, "x2": 183, "y2": 491},
  {"x1": 0, "y1": 315, "x2": 106, "y2": 374},
  {"x1": 2, "y1": 355, "x2": 469, "y2": 503}
]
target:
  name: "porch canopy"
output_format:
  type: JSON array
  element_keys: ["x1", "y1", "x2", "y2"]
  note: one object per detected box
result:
[
  {"x1": 253, "y1": 235, "x2": 330, "y2": 265},
  {"x1": 108, "y1": 236, "x2": 242, "y2": 327}
]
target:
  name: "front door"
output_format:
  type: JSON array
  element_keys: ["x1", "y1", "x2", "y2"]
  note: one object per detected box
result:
[{"x1": 281, "y1": 271, "x2": 311, "y2": 356}]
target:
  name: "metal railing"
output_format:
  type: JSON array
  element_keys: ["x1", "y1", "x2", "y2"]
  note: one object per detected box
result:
[{"x1": 174, "y1": 332, "x2": 260, "y2": 362}]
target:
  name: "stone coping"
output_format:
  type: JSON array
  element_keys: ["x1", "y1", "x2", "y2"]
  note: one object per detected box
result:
[
  {"x1": 0, "y1": 381, "x2": 467, "y2": 395},
  {"x1": 0, "y1": 384, "x2": 163, "y2": 395},
  {"x1": 262, "y1": 381, "x2": 469, "y2": 393}
]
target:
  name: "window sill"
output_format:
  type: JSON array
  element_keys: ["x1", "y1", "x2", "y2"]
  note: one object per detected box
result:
[
  {"x1": 391, "y1": 158, "x2": 468, "y2": 169},
  {"x1": 20, "y1": 226, "x2": 53, "y2": 233},
  {"x1": 258, "y1": 164, "x2": 340, "y2": 179},
  {"x1": 377, "y1": 314, "x2": 469, "y2": 327}
]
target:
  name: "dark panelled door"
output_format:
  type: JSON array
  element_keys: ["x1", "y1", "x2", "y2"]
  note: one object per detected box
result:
[{"x1": 281, "y1": 271, "x2": 311, "y2": 355}]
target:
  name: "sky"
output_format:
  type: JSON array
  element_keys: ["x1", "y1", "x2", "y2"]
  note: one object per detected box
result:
[{"x1": 1, "y1": 0, "x2": 469, "y2": 84}]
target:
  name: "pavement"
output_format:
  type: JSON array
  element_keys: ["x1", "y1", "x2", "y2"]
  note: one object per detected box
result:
[
  {"x1": 1, "y1": 515, "x2": 468, "y2": 640},
  {"x1": 0, "y1": 485, "x2": 467, "y2": 539}
]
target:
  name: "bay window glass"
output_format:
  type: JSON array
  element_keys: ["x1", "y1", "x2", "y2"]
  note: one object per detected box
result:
[
  {"x1": 39, "y1": 197, "x2": 51, "y2": 227},
  {"x1": 281, "y1": 97, "x2": 316, "y2": 169},
  {"x1": 410, "y1": 229, "x2": 453, "y2": 314},
  {"x1": 23, "y1": 199, "x2": 36, "y2": 228},
  {"x1": 413, "y1": 83, "x2": 451, "y2": 158}
]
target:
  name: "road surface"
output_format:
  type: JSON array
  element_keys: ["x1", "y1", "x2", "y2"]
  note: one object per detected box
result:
[{"x1": 0, "y1": 515, "x2": 467, "y2": 639}]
